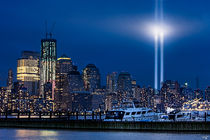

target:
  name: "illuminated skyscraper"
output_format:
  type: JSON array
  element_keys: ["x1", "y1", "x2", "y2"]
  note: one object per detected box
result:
[
  {"x1": 106, "y1": 72, "x2": 118, "y2": 93},
  {"x1": 17, "y1": 51, "x2": 40, "y2": 95},
  {"x1": 117, "y1": 72, "x2": 132, "y2": 101},
  {"x1": 7, "y1": 69, "x2": 13, "y2": 89},
  {"x1": 160, "y1": 80, "x2": 182, "y2": 109},
  {"x1": 82, "y1": 64, "x2": 100, "y2": 92},
  {"x1": 54, "y1": 55, "x2": 73, "y2": 111},
  {"x1": 40, "y1": 37, "x2": 57, "y2": 99},
  {"x1": 69, "y1": 68, "x2": 84, "y2": 92}
]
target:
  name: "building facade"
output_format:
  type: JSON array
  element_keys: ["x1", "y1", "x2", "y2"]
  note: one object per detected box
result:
[
  {"x1": 40, "y1": 38, "x2": 57, "y2": 100},
  {"x1": 54, "y1": 55, "x2": 73, "y2": 111},
  {"x1": 106, "y1": 72, "x2": 118, "y2": 93},
  {"x1": 160, "y1": 80, "x2": 183, "y2": 109},
  {"x1": 205, "y1": 86, "x2": 210, "y2": 101},
  {"x1": 117, "y1": 72, "x2": 132, "y2": 102},
  {"x1": 83, "y1": 64, "x2": 100, "y2": 92},
  {"x1": 17, "y1": 51, "x2": 40, "y2": 95}
]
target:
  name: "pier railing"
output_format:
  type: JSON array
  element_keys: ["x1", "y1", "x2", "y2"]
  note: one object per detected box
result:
[
  {"x1": 0, "y1": 111, "x2": 209, "y2": 122},
  {"x1": 0, "y1": 111, "x2": 105, "y2": 121}
]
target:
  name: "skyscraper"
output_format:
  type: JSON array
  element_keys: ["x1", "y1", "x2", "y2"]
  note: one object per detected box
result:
[
  {"x1": 106, "y1": 72, "x2": 118, "y2": 93},
  {"x1": 40, "y1": 37, "x2": 57, "y2": 99},
  {"x1": 160, "y1": 80, "x2": 182, "y2": 109},
  {"x1": 117, "y1": 72, "x2": 132, "y2": 101},
  {"x1": 54, "y1": 55, "x2": 73, "y2": 111},
  {"x1": 7, "y1": 69, "x2": 13, "y2": 89},
  {"x1": 83, "y1": 64, "x2": 100, "y2": 92},
  {"x1": 69, "y1": 69, "x2": 84, "y2": 92},
  {"x1": 17, "y1": 51, "x2": 40, "y2": 95}
]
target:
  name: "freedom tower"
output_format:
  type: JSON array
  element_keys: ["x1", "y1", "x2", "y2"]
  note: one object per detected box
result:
[{"x1": 40, "y1": 33, "x2": 57, "y2": 100}]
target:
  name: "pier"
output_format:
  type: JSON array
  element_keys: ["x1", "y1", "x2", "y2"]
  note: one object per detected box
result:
[
  {"x1": 0, "y1": 111, "x2": 209, "y2": 132},
  {"x1": 0, "y1": 119, "x2": 209, "y2": 132}
]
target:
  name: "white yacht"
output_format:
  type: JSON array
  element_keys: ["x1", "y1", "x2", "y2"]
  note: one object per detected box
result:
[
  {"x1": 168, "y1": 110, "x2": 210, "y2": 121},
  {"x1": 104, "y1": 102, "x2": 159, "y2": 122}
]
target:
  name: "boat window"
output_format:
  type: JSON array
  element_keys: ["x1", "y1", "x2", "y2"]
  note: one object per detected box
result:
[
  {"x1": 148, "y1": 110, "x2": 152, "y2": 113},
  {"x1": 105, "y1": 111, "x2": 125, "y2": 119},
  {"x1": 131, "y1": 112, "x2": 136, "y2": 115},
  {"x1": 177, "y1": 114, "x2": 183, "y2": 118},
  {"x1": 125, "y1": 112, "x2": 130, "y2": 115},
  {"x1": 142, "y1": 111, "x2": 146, "y2": 114},
  {"x1": 137, "y1": 112, "x2": 141, "y2": 115}
]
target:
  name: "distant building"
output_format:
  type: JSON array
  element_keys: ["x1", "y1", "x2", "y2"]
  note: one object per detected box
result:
[
  {"x1": 180, "y1": 83, "x2": 195, "y2": 101},
  {"x1": 54, "y1": 55, "x2": 73, "y2": 111},
  {"x1": 117, "y1": 72, "x2": 132, "y2": 102},
  {"x1": 91, "y1": 88, "x2": 106, "y2": 111},
  {"x1": 205, "y1": 86, "x2": 210, "y2": 101},
  {"x1": 17, "y1": 51, "x2": 40, "y2": 95},
  {"x1": 194, "y1": 89, "x2": 203, "y2": 100},
  {"x1": 106, "y1": 72, "x2": 118, "y2": 93},
  {"x1": 105, "y1": 92, "x2": 118, "y2": 111},
  {"x1": 71, "y1": 91, "x2": 92, "y2": 112},
  {"x1": 160, "y1": 80, "x2": 183, "y2": 109},
  {"x1": 69, "y1": 69, "x2": 84, "y2": 92},
  {"x1": 40, "y1": 37, "x2": 57, "y2": 100},
  {"x1": 7, "y1": 69, "x2": 13, "y2": 88},
  {"x1": 83, "y1": 64, "x2": 100, "y2": 92}
]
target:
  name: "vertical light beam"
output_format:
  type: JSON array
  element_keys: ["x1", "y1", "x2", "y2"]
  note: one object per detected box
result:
[
  {"x1": 154, "y1": 34, "x2": 158, "y2": 90},
  {"x1": 160, "y1": 0, "x2": 164, "y2": 89},
  {"x1": 154, "y1": 0, "x2": 159, "y2": 90},
  {"x1": 160, "y1": 33, "x2": 164, "y2": 89}
]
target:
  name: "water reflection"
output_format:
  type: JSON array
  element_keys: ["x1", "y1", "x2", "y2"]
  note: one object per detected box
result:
[
  {"x1": 0, "y1": 128, "x2": 209, "y2": 140},
  {"x1": 16, "y1": 129, "x2": 58, "y2": 137}
]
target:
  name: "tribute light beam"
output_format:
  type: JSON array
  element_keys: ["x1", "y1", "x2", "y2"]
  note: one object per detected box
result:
[
  {"x1": 153, "y1": 0, "x2": 167, "y2": 90},
  {"x1": 160, "y1": 31, "x2": 164, "y2": 89},
  {"x1": 151, "y1": 24, "x2": 167, "y2": 90},
  {"x1": 160, "y1": 0, "x2": 164, "y2": 89},
  {"x1": 154, "y1": 33, "x2": 158, "y2": 90},
  {"x1": 154, "y1": 0, "x2": 159, "y2": 90}
]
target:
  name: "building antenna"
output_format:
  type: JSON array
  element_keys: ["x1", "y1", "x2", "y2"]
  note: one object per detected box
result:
[
  {"x1": 45, "y1": 20, "x2": 48, "y2": 39},
  {"x1": 49, "y1": 22, "x2": 56, "y2": 39}
]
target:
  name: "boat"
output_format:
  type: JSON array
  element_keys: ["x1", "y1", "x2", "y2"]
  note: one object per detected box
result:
[{"x1": 104, "y1": 101, "x2": 159, "y2": 122}]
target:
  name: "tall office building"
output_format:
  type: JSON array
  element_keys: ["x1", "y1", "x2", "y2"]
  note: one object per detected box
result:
[
  {"x1": 40, "y1": 37, "x2": 57, "y2": 99},
  {"x1": 180, "y1": 83, "x2": 195, "y2": 101},
  {"x1": 106, "y1": 72, "x2": 118, "y2": 93},
  {"x1": 7, "y1": 69, "x2": 13, "y2": 89},
  {"x1": 160, "y1": 80, "x2": 182, "y2": 109},
  {"x1": 83, "y1": 64, "x2": 100, "y2": 92},
  {"x1": 17, "y1": 51, "x2": 40, "y2": 95},
  {"x1": 69, "y1": 69, "x2": 84, "y2": 92},
  {"x1": 54, "y1": 55, "x2": 73, "y2": 111},
  {"x1": 117, "y1": 72, "x2": 132, "y2": 101}
]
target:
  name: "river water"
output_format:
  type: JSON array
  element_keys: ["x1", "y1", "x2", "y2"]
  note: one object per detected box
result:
[{"x1": 0, "y1": 128, "x2": 209, "y2": 140}]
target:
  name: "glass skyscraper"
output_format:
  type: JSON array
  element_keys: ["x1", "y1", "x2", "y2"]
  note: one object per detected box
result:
[
  {"x1": 83, "y1": 64, "x2": 100, "y2": 92},
  {"x1": 17, "y1": 51, "x2": 40, "y2": 95},
  {"x1": 40, "y1": 38, "x2": 57, "y2": 100},
  {"x1": 54, "y1": 55, "x2": 73, "y2": 111}
]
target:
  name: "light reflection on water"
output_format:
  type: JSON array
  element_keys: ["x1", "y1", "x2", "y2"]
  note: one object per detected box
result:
[
  {"x1": 0, "y1": 128, "x2": 209, "y2": 140},
  {"x1": 15, "y1": 129, "x2": 58, "y2": 137}
]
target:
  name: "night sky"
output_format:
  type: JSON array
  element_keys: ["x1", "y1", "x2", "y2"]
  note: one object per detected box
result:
[{"x1": 1, "y1": 0, "x2": 210, "y2": 89}]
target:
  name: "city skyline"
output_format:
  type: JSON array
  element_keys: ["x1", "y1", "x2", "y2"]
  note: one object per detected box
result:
[{"x1": 1, "y1": 0, "x2": 210, "y2": 89}]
